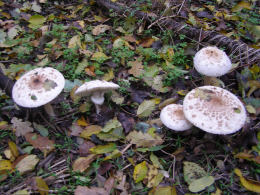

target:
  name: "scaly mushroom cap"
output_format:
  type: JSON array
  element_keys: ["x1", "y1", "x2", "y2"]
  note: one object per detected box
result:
[
  {"x1": 194, "y1": 46, "x2": 232, "y2": 77},
  {"x1": 183, "y1": 86, "x2": 247, "y2": 134},
  {"x1": 12, "y1": 67, "x2": 65, "y2": 108},
  {"x1": 75, "y1": 80, "x2": 119, "y2": 97},
  {"x1": 160, "y1": 104, "x2": 193, "y2": 131}
]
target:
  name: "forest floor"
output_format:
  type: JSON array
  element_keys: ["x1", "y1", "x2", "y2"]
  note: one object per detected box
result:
[{"x1": 0, "y1": 0, "x2": 259, "y2": 194}]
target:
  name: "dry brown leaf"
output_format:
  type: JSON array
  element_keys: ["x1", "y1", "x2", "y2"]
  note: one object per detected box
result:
[
  {"x1": 73, "y1": 154, "x2": 97, "y2": 172},
  {"x1": 11, "y1": 117, "x2": 34, "y2": 137},
  {"x1": 75, "y1": 186, "x2": 108, "y2": 195},
  {"x1": 25, "y1": 133, "x2": 54, "y2": 156},
  {"x1": 128, "y1": 60, "x2": 144, "y2": 77},
  {"x1": 92, "y1": 24, "x2": 111, "y2": 36}
]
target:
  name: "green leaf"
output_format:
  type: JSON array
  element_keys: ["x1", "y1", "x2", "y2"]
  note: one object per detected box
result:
[
  {"x1": 97, "y1": 127, "x2": 125, "y2": 141},
  {"x1": 150, "y1": 153, "x2": 163, "y2": 169},
  {"x1": 90, "y1": 143, "x2": 116, "y2": 154},
  {"x1": 28, "y1": 15, "x2": 46, "y2": 29},
  {"x1": 188, "y1": 176, "x2": 215, "y2": 193},
  {"x1": 102, "y1": 119, "x2": 122, "y2": 132},
  {"x1": 137, "y1": 99, "x2": 156, "y2": 118}
]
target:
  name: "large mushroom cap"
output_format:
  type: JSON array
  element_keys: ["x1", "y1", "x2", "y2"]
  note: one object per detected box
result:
[
  {"x1": 12, "y1": 67, "x2": 65, "y2": 108},
  {"x1": 194, "y1": 46, "x2": 232, "y2": 77},
  {"x1": 160, "y1": 104, "x2": 193, "y2": 131},
  {"x1": 75, "y1": 80, "x2": 119, "y2": 97},
  {"x1": 183, "y1": 86, "x2": 247, "y2": 134}
]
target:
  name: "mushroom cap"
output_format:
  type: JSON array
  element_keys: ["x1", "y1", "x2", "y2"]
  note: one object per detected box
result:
[
  {"x1": 160, "y1": 104, "x2": 193, "y2": 131},
  {"x1": 12, "y1": 67, "x2": 65, "y2": 108},
  {"x1": 194, "y1": 46, "x2": 232, "y2": 77},
  {"x1": 183, "y1": 86, "x2": 247, "y2": 134},
  {"x1": 75, "y1": 80, "x2": 120, "y2": 97}
]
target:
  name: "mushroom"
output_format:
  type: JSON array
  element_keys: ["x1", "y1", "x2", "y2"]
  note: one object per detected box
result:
[
  {"x1": 183, "y1": 86, "x2": 247, "y2": 134},
  {"x1": 12, "y1": 67, "x2": 65, "y2": 117},
  {"x1": 194, "y1": 46, "x2": 232, "y2": 86},
  {"x1": 160, "y1": 104, "x2": 193, "y2": 131},
  {"x1": 75, "y1": 80, "x2": 119, "y2": 114}
]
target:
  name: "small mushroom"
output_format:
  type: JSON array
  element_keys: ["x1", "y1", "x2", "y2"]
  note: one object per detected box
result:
[
  {"x1": 75, "y1": 80, "x2": 119, "y2": 114},
  {"x1": 12, "y1": 67, "x2": 65, "y2": 117},
  {"x1": 160, "y1": 104, "x2": 193, "y2": 131},
  {"x1": 194, "y1": 46, "x2": 232, "y2": 77},
  {"x1": 183, "y1": 86, "x2": 247, "y2": 134}
]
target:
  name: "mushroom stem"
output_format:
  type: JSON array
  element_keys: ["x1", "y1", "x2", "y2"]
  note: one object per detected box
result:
[
  {"x1": 91, "y1": 91, "x2": 105, "y2": 114},
  {"x1": 44, "y1": 103, "x2": 56, "y2": 117},
  {"x1": 95, "y1": 104, "x2": 101, "y2": 114}
]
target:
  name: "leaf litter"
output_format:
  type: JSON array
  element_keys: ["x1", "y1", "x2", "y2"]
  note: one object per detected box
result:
[{"x1": 0, "y1": 0, "x2": 259, "y2": 194}]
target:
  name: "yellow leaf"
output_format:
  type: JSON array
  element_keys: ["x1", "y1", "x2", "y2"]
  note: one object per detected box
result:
[
  {"x1": 35, "y1": 177, "x2": 49, "y2": 195},
  {"x1": 0, "y1": 160, "x2": 13, "y2": 171},
  {"x1": 234, "y1": 168, "x2": 260, "y2": 193},
  {"x1": 103, "y1": 149, "x2": 122, "y2": 161},
  {"x1": 12, "y1": 189, "x2": 30, "y2": 195},
  {"x1": 8, "y1": 141, "x2": 19, "y2": 158},
  {"x1": 90, "y1": 143, "x2": 116, "y2": 154},
  {"x1": 133, "y1": 161, "x2": 148, "y2": 183},
  {"x1": 80, "y1": 125, "x2": 102, "y2": 139},
  {"x1": 77, "y1": 116, "x2": 88, "y2": 127},
  {"x1": 102, "y1": 68, "x2": 114, "y2": 81}
]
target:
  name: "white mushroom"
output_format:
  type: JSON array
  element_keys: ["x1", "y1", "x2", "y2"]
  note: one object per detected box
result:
[
  {"x1": 12, "y1": 67, "x2": 65, "y2": 117},
  {"x1": 194, "y1": 46, "x2": 232, "y2": 77},
  {"x1": 183, "y1": 86, "x2": 247, "y2": 134},
  {"x1": 75, "y1": 80, "x2": 119, "y2": 114},
  {"x1": 160, "y1": 104, "x2": 193, "y2": 131}
]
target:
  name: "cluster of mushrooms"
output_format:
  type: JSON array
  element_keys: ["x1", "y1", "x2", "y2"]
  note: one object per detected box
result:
[
  {"x1": 11, "y1": 46, "x2": 247, "y2": 135},
  {"x1": 12, "y1": 67, "x2": 119, "y2": 116},
  {"x1": 160, "y1": 46, "x2": 247, "y2": 135}
]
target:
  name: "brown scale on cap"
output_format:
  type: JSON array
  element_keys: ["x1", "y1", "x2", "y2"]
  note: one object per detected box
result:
[{"x1": 28, "y1": 73, "x2": 46, "y2": 90}]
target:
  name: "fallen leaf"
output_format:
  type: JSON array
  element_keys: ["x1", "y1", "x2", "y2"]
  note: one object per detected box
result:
[
  {"x1": 128, "y1": 60, "x2": 144, "y2": 77},
  {"x1": 90, "y1": 143, "x2": 117, "y2": 154},
  {"x1": 92, "y1": 24, "x2": 111, "y2": 36},
  {"x1": 234, "y1": 152, "x2": 260, "y2": 164},
  {"x1": 189, "y1": 176, "x2": 215, "y2": 193},
  {"x1": 234, "y1": 168, "x2": 260, "y2": 193},
  {"x1": 146, "y1": 164, "x2": 164, "y2": 188},
  {"x1": 28, "y1": 15, "x2": 46, "y2": 28},
  {"x1": 11, "y1": 117, "x2": 34, "y2": 137},
  {"x1": 75, "y1": 186, "x2": 108, "y2": 195},
  {"x1": 77, "y1": 116, "x2": 88, "y2": 127},
  {"x1": 68, "y1": 35, "x2": 81, "y2": 49},
  {"x1": 149, "y1": 185, "x2": 177, "y2": 195},
  {"x1": 14, "y1": 154, "x2": 39, "y2": 175},
  {"x1": 0, "y1": 160, "x2": 13, "y2": 171},
  {"x1": 232, "y1": 1, "x2": 252, "y2": 12},
  {"x1": 12, "y1": 189, "x2": 30, "y2": 195},
  {"x1": 126, "y1": 131, "x2": 163, "y2": 148},
  {"x1": 35, "y1": 177, "x2": 49, "y2": 195},
  {"x1": 183, "y1": 161, "x2": 207, "y2": 184},
  {"x1": 133, "y1": 161, "x2": 148, "y2": 183},
  {"x1": 8, "y1": 141, "x2": 19, "y2": 158},
  {"x1": 91, "y1": 52, "x2": 110, "y2": 62},
  {"x1": 73, "y1": 154, "x2": 97, "y2": 172},
  {"x1": 137, "y1": 99, "x2": 156, "y2": 118},
  {"x1": 102, "y1": 118, "x2": 121, "y2": 133},
  {"x1": 80, "y1": 125, "x2": 102, "y2": 139},
  {"x1": 25, "y1": 133, "x2": 55, "y2": 156}
]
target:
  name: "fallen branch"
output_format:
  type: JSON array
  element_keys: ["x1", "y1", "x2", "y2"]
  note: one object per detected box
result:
[{"x1": 96, "y1": 0, "x2": 260, "y2": 65}]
